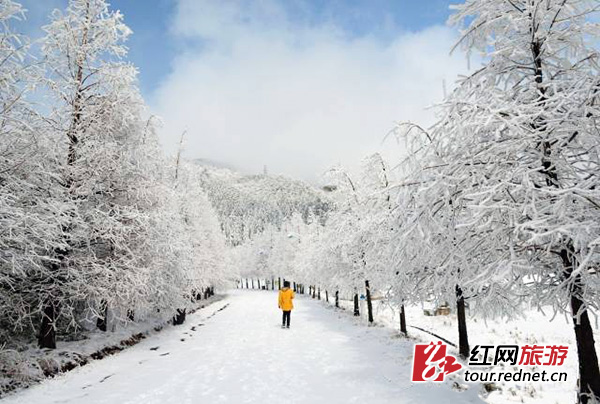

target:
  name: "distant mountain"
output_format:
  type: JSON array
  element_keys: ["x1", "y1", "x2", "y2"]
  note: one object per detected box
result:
[{"x1": 196, "y1": 165, "x2": 333, "y2": 245}]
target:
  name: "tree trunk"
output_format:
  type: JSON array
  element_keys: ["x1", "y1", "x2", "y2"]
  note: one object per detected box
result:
[
  {"x1": 38, "y1": 3, "x2": 92, "y2": 351},
  {"x1": 561, "y1": 247, "x2": 600, "y2": 404},
  {"x1": 173, "y1": 308, "x2": 186, "y2": 325},
  {"x1": 571, "y1": 287, "x2": 600, "y2": 404},
  {"x1": 400, "y1": 304, "x2": 407, "y2": 336},
  {"x1": 318, "y1": 287, "x2": 321, "y2": 300},
  {"x1": 245, "y1": 279, "x2": 249, "y2": 289},
  {"x1": 278, "y1": 277, "x2": 281, "y2": 290},
  {"x1": 335, "y1": 291, "x2": 339, "y2": 308},
  {"x1": 38, "y1": 301, "x2": 57, "y2": 349},
  {"x1": 96, "y1": 299, "x2": 108, "y2": 332},
  {"x1": 271, "y1": 277, "x2": 274, "y2": 290},
  {"x1": 456, "y1": 285, "x2": 469, "y2": 359},
  {"x1": 365, "y1": 280, "x2": 373, "y2": 323},
  {"x1": 325, "y1": 290, "x2": 329, "y2": 303},
  {"x1": 312, "y1": 286, "x2": 316, "y2": 299},
  {"x1": 293, "y1": 282, "x2": 296, "y2": 292},
  {"x1": 353, "y1": 294, "x2": 360, "y2": 316},
  {"x1": 529, "y1": 34, "x2": 600, "y2": 403},
  {"x1": 251, "y1": 278, "x2": 255, "y2": 289}
]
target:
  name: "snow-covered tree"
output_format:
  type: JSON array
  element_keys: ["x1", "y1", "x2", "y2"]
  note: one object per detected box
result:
[
  {"x1": 0, "y1": 0, "x2": 235, "y2": 352},
  {"x1": 172, "y1": 159, "x2": 230, "y2": 302},
  {"x1": 36, "y1": 0, "x2": 167, "y2": 345},
  {"x1": 299, "y1": 159, "x2": 397, "y2": 322},
  {"x1": 0, "y1": 1, "x2": 81, "y2": 348},
  {"x1": 394, "y1": 1, "x2": 600, "y2": 401}
]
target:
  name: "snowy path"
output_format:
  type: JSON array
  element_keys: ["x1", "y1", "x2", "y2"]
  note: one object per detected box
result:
[{"x1": 3, "y1": 291, "x2": 484, "y2": 404}]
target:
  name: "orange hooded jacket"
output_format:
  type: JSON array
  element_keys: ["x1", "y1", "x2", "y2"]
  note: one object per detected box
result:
[{"x1": 278, "y1": 287, "x2": 295, "y2": 311}]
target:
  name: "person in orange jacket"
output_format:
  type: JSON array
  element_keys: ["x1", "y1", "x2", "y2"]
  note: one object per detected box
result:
[{"x1": 278, "y1": 281, "x2": 295, "y2": 328}]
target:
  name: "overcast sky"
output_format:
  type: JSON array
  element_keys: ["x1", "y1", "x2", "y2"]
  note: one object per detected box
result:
[{"x1": 17, "y1": 0, "x2": 474, "y2": 181}]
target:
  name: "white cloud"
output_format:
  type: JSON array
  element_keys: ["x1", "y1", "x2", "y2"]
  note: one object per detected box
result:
[{"x1": 151, "y1": 0, "x2": 472, "y2": 181}]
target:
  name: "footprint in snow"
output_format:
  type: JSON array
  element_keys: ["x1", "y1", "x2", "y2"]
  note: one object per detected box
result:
[
  {"x1": 160, "y1": 352, "x2": 170, "y2": 357},
  {"x1": 99, "y1": 374, "x2": 114, "y2": 383},
  {"x1": 149, "y1": 346, "x2": 159, "y2": 351}
]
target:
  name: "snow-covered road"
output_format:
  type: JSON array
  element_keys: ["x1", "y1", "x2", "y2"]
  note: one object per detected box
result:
[{"x1": 3, "y1": 290, "x2": 484, "y2": 404}]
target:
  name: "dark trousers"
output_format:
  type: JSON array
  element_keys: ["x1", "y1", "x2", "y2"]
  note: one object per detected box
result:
[{"x1": 282, "y1": 310, "x2": 291, "y2": 327}]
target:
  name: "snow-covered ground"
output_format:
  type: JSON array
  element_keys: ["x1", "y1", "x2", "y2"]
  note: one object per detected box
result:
[
  {"x1": 0, "y1": 295, "x2": 224, "y2": 396},
  {"x1": 3, "y1": 290, "x2": 484, "y2": 404},
  {"x1": 337, "y1": 296, "x2": 585, "y2": 404}
]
